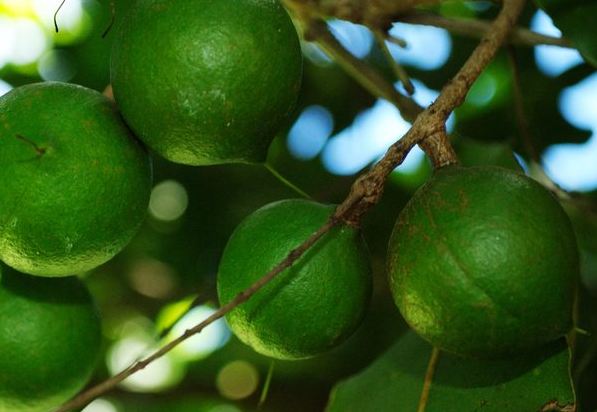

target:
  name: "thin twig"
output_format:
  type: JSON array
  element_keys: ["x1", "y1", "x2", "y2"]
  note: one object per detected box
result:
[
  {"x1": 506, "y1": 46, "x2": 539, "y2": 163},
  {"x1": 15, "y1": 134, "x2": 46, "y2": 157},
  {"x1": 54, "y1": 0, "x2": 525, "y2": 410},
  {"x1": 417, "y1": 347, "x2": 441, "y2": 412},
  {"x1": 53, "y1": 220, "x2": 336, "y2": 412},
  {"x1": 101, "y1": 0, "x2": 116, "y2": 38},
  {"x1": 53, "y1": 0, "x2": 67, "y2": 33},
  {"x1": 283, "y1": 0, "x2": 457, "y2": 27},
  {"x1": 258, "y1": 360, "x2": 276, "y2": 409},
  {"x1": 386, "y1": 33, "x2": 408, "y2": 48},
  {"x1": 156, "y1": 289, "x2": 212, "y2": 340},
  {"x1": 374, "y1": 30, "x2": 415, "y2": 95},
  {"x1": 305, "y1": 20, "x2": 423, "y2": 122},
  {"x1": 264, "y1": 162, "x2": 312, "y2": 199},
  {"x1": 399, "y1": 12, "x2": 573, "y2": 49}
]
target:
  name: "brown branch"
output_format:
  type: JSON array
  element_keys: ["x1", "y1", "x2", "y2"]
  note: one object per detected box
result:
[
  {"x1": 284, "y1": 0, "x2": 458, "y2": 27},
  {"x1": 399, "y1": 12, "x2": 573, "y2": 49},
  {"x1": 303, "y1": 19, "x2": 423, "y2": 122},
  {"x1": 373, "y1": 30, "x2": 415, "y2": 95},
  {"x1": 54, "y1": 0, "x2": 525, "y2": 410},
  {"x1": 53, "y1": 220, "x2": 335, "y2": 412},
  {"x1": 299, "y1": 14, "x2": 455, "y2": 165}
]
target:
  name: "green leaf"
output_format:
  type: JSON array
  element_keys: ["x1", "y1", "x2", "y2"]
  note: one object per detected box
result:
[
  {"x1": 326, "y1": 331, "x2": 575, "y2": 412},
  {"x1": 533, "y1": 0, "x2": 597, "y2": 67}
]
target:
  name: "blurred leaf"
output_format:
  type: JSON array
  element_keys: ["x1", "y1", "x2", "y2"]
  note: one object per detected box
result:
[
  {"x1": 533, "y1": 0, "x2": 597, "y2": 67},
  {"x1": 454, "y1": 50, "x2": 591, "y2": 151},
  {"x1": 110, "y1": 395, "x2": 254, "y2": 412},
  {"x1": 452, "y1": 135, "x2": 523, "y2": 171},
  {"x1": 326, "y1": 331, "x2": 574, "y2": 412},
  {"x1": 298, "y1": 59, "x2": 375, "y2": 133},
  {"x1": 572, "y1": 285, "x2": 597, "y2": 412}
]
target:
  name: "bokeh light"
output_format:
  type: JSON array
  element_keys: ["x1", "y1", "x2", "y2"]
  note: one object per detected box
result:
[
  {"x1": 127, "y1": 258, "x2": 178, "y2": 299},
  {"x1": 81, "y1": 398, "x2": 120, "y2": 412},
  {"x1": 321, "y1": 98, "x2": 411, "y2": 175},
  {"x1": 531, "y1": 10, "x2": 583, "y2": 77},
  {"x1": 4, "y1": 17, "x2": 48, "y2": 66},
  {"x1": 321, "y1": 79, "x2": 449, "y2": 176},
  {"x1": 328, "y1": 20, "x2": 374, "y2": 59},
  {"x1": 216, "y1": 360, "x2": 260, "y2": 400},
  {"x1": 32, "y1": 0, "x2": 85, "y2": 36},
  {"x1": 37, "y1": 49, "x2": 77, "y2": 81},
  {"x1": 0, "y1": 79, "x2": 12, "y2": 96},
  {"x1": 106, "y1": 318, "x2": 185, "y2": 392},
  {"x1": 287, "y1": 105, "x2": 334, "y2": 160},
  {"x1": 206, "y1": 405, "x2": 243, "y2": 412},
  {"x1": 302, "y1": 20, "x2": 374, "y2": 66},
  {"x1": 465, "y1": 72, "x2": 498, "y2": 107},
  {"x1": 149, "y1": 180, "x2": 190, "y2": 222},
  {"x1": 0, "y1": 0, "x2": 88, "y2": 75},
  {"x1": 159, "y1": 300, "x2": 231, "y2": 362},
  {"x1": 543, "y1": 72, "x2": 597, "y2": 191},
  {"x1": 387, "y1": 23, "x2": 451, "y2": 70}
]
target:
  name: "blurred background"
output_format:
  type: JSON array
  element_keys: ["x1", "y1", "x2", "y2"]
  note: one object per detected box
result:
[{"x1": 1, "y1": 0, "x2": 597, "y2": 411}]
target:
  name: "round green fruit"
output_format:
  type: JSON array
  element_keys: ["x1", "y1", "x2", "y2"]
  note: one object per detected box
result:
[
  {"x1": 0, "y1": 82, "x2": 152, "y2": 277},
  {"x1": 387, "y1": 165, "x2": 579, "y2": 358},
  {"x1": 110, "y1": 0, "x2": 303, "y2": 166},
  {"x1": 217, "y1": 199, "x2": 372, "y2": 360},
  {"x1": 0, "y1": 264, "x2": 102, "y2": 412}
]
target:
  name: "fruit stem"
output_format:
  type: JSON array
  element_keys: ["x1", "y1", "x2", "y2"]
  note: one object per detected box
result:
[
  {"x1": 264, "y1": 162, "x2": 312, "y2": 199},
  {"x1": 417, "y1": 347, "x2": 441, "y2": 412},
  {"x1": 418, "y1": 130, "x2": 459, "y2": 169},
  {"x1": 53, "y1": 0, "x2": 67, "y2": 32},
  {"x1": 258, "y1": 360, "x2": 275, "y2": 409},
  {"x1": 101, "y1": 0, "x2": 116, "y2": 39},
  {"x1": 14, "y1": 134, "x2": 47, "y2": 157},
  {"x1": 373, "y1": 30, "x2": 415, "y2": 95}
]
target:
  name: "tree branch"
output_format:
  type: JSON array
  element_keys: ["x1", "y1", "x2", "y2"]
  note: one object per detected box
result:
[
  {"x1": 53, "y1": 0, "x2": 525, "y2": 410},
  {"x1": 284, "y1": 0, "x2": 462, "y2": 27},
  {"x1": 398, "y1": 12, "x2": 573, "y2": 49},
  {"x1": 303, "y1": 19, "x2": 423, "y2": 122},
  {"x1": 54, "y1": 220, "x2": 335, "y2": 412}
]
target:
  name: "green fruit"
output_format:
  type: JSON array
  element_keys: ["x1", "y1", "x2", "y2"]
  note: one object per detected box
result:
[
  {"x1": 110, "y1": 0, "x2": 303, "y2": 166},
  {"x1": 0, "y1": 264, "x2": 102, "y2": 412},
  {"x1": 387, "y1": 165, "x2": 579, "y2": 358},
  {"x1": 217, "y1": 199, "x2": 372, "y2": 360},
  {"x1": 0, "y1": 82, "x2": 152, "y2": 277}
]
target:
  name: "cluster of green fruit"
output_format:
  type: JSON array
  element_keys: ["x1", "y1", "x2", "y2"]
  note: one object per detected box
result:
[
  {"x1": 216, "y1": 164, "x2": 579, "y2": 362},
  {"x1": 0, "y1": 0, "x2": 302, "y2": 410},
  {"x1": 0, "y1": 0, "x2": 581, "y2": 410}
]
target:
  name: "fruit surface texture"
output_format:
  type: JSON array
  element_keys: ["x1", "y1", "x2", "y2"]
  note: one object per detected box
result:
[
  {"x1": 217, "y1": 199, "x2": 372, "y2": 360},
  {"x1": 0, "y1": 82, "x2": 152, "y2": 277},
  {"x1": 111, "y1": 0, "x2": 303, "y2": 165},
  {"x1": 387, "y1": 165, "x2": 579, "y2": 358},
  {"x1": 0, "y1": 265, "x2": 102, "y2": 412}
]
